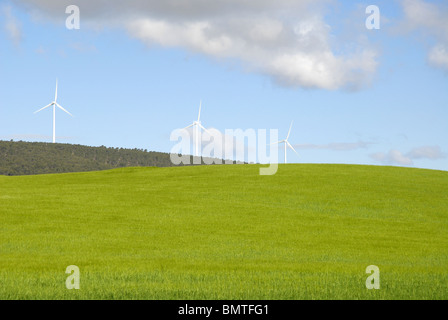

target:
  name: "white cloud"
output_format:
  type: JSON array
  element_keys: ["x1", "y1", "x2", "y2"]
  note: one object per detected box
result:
[
  {"x1": 406, "y1": 146, "x2": 446, "y2": 160},
  {"x1": 370, "y1": 149, "x2": 413, "y2": 166},
  {"x1": 2, "y1": 5, "x2": 22, "y2": 46},
  {"x1": 126, "y1": 13, "x2": 377, "y2": 90},
  {"x1": 400, "y1": 0, "x2": 448, "y2": 72},
  {"x1": 370, "y1": 145, "x2": 446, "y2": 166},
  {"x1": 428, "y1": 44, "x2": 448, "y2": 70},
  {"x1": 13, "y1": 0, "x2": 378, "y2": 90},
  {"x1": 294, "y1": 141, "x2": 373, "y2": 151}
]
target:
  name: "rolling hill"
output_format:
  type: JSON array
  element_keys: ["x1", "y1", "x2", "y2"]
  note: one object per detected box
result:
[{"x1": 0, "y1": 164, "x2": 447, "y2": 299}]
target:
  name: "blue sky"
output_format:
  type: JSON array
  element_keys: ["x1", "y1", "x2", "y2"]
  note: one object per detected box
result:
[{"x1": 1, "y1": 0, "x2": 447, "y2": 170}]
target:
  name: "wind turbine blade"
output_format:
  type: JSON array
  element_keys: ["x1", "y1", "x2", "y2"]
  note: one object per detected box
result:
[
  {"x1": 269, "y1": 141, "x2": 283, "y2": 146},
  {"x1": 55, "y1": 102, "x2": 73, "y2": 117},
  {"x1": 286, "y1": 121, "x2": 293, "y2": 140},
  {"x1": 54, "y1": 79, "x2": 58, "y2": 102},
  {"x1": 197, "y1": 100, "x2": 202, "y2": 122},
  {"x1": 34, "y1": 103, "x2": 53, "y2": 114},
  {"x1": 287, "y1": 141, "x2": 299, "y2": 155},
  {"x1": 198, "y1": 123, "x2": 212, "y2": 135},
  {"x1": 183, "y1": 123, "x2": 194, "y2": 130}
]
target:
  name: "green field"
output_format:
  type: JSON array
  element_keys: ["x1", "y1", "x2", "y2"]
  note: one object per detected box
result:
[{"x1": 0, "y1": 164, "x2": 447, "y2": 299}]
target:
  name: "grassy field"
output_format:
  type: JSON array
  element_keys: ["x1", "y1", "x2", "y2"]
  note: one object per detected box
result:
[{"x1": 0, "y1": 164, "x2": 447, "y2": 299}]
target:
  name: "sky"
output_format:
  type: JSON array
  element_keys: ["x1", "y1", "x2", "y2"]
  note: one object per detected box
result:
[{"x1": 0, "y1": 0, "x2": 447, "y2": 170}]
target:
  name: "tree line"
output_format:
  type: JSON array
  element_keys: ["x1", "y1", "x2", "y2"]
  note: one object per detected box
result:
[{"x1": 0, "y1": 140, "x2": 235, "y2": 176}]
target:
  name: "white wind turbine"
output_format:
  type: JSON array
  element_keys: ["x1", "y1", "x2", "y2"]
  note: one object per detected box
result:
[
  {"x1": 34, "y1": 79, "x2": 73, "y2": 143},
  {"x1": 183, "y1": 100, "x2": 210, "y2": 157},
  {"x1": 272, "y1": 121, "x2": 299, "y2": 164}
]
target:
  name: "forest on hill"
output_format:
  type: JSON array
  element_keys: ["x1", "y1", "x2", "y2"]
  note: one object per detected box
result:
[{"x1": 0, "y1": 140, "x2": 230, "y2": 176}]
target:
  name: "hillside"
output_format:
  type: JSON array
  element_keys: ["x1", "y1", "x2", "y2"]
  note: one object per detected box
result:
[
  {"x1": 0, "y1": 164, "x2": 447, "y2": 299},
  {"x1": 0, "y1": 140, "x2": 229, "y2": 176}
]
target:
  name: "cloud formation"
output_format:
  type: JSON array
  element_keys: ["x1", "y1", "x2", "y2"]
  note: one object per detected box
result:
[
  {"x1": 2, "y1": 5, "x2": 22, "y2": 46},
  {"x1": 400, "y1": 0, "x2": 448, "y2": 72},
  {"x1": 370, "y1": 145, "x2": 446, "y2": 166},
  {"x1": 294, "y1": 140, "x2": 373, "y2": 151},
  {"x1": 13, "y1": 0, "x2": 378, "y2": 90},
  {"x1": 406, "y1": 145, "x2": 446, "y2": 160},
  {"x1": 370, "y1": 149, "x2": 414, "y2": 166}
]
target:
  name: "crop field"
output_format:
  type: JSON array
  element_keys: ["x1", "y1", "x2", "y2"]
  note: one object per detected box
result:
[{"x1": 0, "y1": 164, "x2": 447, "y2": 299}]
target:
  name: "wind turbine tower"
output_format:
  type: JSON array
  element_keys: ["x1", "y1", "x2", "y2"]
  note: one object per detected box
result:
[
  {"x1": 183, "y1": 100, "x2": 210, "y2": 157},
  {"x1": 34, "y1": 79, "x2": 73, "y2": 143},
  {"x1": 272, "y1": 121, "x2": 299, "y2": 164}
]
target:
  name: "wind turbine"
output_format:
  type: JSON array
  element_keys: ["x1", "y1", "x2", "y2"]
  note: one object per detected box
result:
[
  {"x1": 183, "y1": 100, "x2": 210, "y2": 157},
  {"x1": 34, "y1": 79, "x2": 73, "y2": 143},
  {"x1": 272, "y1": 121, "x2": 299, "y2": 164}
]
